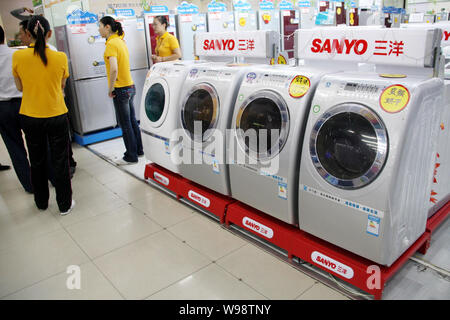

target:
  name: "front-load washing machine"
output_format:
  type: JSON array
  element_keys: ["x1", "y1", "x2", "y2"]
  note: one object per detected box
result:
[
  {"x1": 140, "y1": 60, "x2": 209, "y2": 174},
  {"x1": 227, "y1": 64, "x2": 331, "y2": 225},
  {"x1": 298, "y1": 71, "x2": 445, "y2": 266},
  {"x1": 178, "y1": 63, "x2": 251, "y2": 195}
]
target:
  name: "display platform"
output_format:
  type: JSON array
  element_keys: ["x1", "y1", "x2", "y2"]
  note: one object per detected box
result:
[
  {"x1": 86, "y1": 138, "x2": 450, "y2": 300},
  {"x1": 73, "y1": 128, "x2": 123, "y2": 146}
]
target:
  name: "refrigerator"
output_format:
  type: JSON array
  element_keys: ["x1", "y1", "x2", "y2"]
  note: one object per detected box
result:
[
  {"x1": 55, "y1": 19, "x2": 148, "y2": 135},
  {"x1": 234, "y1": 11, "x2": 258, "y2": 31},
  {"x1": 207, "y1": 11, "x2": 235, "y2": 33},
  {"x1": 176, "y1": 13, "x2": 207, "y2": 60},
  {"x1": 280, "y1": 10, "x2": 299, "y2": 59}
]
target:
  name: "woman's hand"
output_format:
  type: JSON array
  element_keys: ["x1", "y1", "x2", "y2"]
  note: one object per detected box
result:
[{"x1": 152, "y1": 54, "x2": 163, "y2": 63}]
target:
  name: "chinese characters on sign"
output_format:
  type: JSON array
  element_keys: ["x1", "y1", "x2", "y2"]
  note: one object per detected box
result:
[
  {"x1": 380, "y1": 85, "x2": 410, "y2": 113},
  {"x1": 374, "y1": 40, "x2": 405, "y2": 56}
]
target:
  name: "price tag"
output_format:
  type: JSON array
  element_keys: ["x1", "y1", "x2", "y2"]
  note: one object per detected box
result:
[
  {"x1": 239, "y1": 17, "x2": 247, "y2": 26},
  {"x1": 379, "y1": 84, "x2": 410, "y2": 113},
  {"x1": 289, "y1": 75, "x2": 310, "y2": 98}
]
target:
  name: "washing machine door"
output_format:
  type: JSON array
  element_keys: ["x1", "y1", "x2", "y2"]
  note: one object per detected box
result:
[
  {"x1": 144, "y1": 78, "x2": 170, "y2": 128},
  {"x1": 181, "y1": 83, "x2": 219, "y2": 142},
  {"x1": 236, "y1": 90, "x2": 289, "y2": 160},
  {"x1": 310, "y1": 103, "x2": 388, "y2": 190}
]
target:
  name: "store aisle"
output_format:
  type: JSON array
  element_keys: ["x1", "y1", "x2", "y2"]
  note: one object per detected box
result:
[{"x1": 0, "y1": 139, "x2": 349, "y2": 300}]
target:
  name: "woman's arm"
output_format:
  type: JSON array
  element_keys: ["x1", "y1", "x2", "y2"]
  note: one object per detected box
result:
[
  {"x1": 14, "y1": 76, "x2": 23, "y2": 92},
  {"x1": 154, "y1": 48, "x2": 182, "y2": 63},
  {"x1": 108, "y1": 56, "x2": 118, "y2": 97}
]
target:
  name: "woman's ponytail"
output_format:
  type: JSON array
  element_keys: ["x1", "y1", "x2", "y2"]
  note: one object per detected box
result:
[
  {"x1": 27, "y1": 16, "x2": 50, "y2": 66},
  {"x1": 115, "y1": 21, "x2": 124, "y2": 36},
  {"x1": 100, "y1": 16, "x2": 124, "y2": 37}
]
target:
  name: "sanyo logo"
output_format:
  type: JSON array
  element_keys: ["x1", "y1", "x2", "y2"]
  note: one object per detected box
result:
[
  {"x1": 154, "y1": 172, "x2": 169, "y2": 186},
  {"x1": 242, "y1": 217, "x2": 274, "y2": 239},
  {"x1": 311, "y1": 38, "x2": 368, "y2": 55},
  {"x1": 188, "y1": 190, "x2": 210, "y2": 208},
  {"x1": 203, "y1": 39, "x2": 235, "y2": 51},
  {"x1": 311, "y1": 251, "x2": 354, "y2": 279}
]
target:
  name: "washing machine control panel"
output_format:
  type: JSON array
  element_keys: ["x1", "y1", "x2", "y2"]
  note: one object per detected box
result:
[
  {"x1": 245, "y1": 72, "x2": 291, "y2": 88},
  {"x1": 337, "y1": 81, "x2": 384, "y2": 99}
]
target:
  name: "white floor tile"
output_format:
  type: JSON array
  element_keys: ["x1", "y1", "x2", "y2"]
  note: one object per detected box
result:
[
  {"x1": 168, "y1": 215, "x2": 247, "y2": 261},
  {"x1": 94, "y1": 230, "x2": 211, "y2": 299},
  {"x1": 296, "y1": 282, "x2": 350, "y2": 300},
  {"x1": 3, "y1": 262, "x2": 123, "y2": 300},
  {"x1": 131, "y1": 191, "x2": 194, "y2": 228},
  {"x1": 0, "y1": 207, "x2": 62, "y2": 253},
  {"x1": 0, "y1": 229, "x2": 89, "y2": 298},
  {"x1": 217, "y1": 244, "x2": 316, "y2": 300},
  {"x1": 66, "y1": 205, "x2": 163, "y2": 259},
  {"x1": 148, "y1": 264, "x2": 267, "y2": 300}
]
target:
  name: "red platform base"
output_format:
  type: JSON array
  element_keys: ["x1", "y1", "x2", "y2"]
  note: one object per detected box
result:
[
  {"x1": 225, "y1": 200, "x2": 449, "y2": 300},
  {"x1": 144, "y1": 163, "x2": 185, "y2": 197},
  {"x1": 178, "y1": 180, "x2": 235, "y2": 224},
  {"x1": 143, "y1": 163, "x2": 449, "y2": 300}
]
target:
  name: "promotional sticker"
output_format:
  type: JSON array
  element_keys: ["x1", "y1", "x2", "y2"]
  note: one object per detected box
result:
[
  {"x1": 379, "y1": 84, "x2": 410, "y2": 113},
  {"x1": 367, "y1": 215, "x2": 381, "y2": 237},
  {"x1": 277, "y1": 54, "x2": 287, "y2": 65},
  {"x1": 239, "y1": 17, "x2": 247, "y2": 27},
  {"x1": 289, "y1": 75, "x2": 310, "y2": 98}
]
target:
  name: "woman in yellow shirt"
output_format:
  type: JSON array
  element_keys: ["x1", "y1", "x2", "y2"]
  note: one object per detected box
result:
[
  {"x1": 99, "y1": 16, "x2": 143, "y2": 164},
  {"x1": 151, "y1": 16, "x2": 182, "y2": 63},
  {"x1": 12, "y1": 15, "x2": 74, "y2": 215}
]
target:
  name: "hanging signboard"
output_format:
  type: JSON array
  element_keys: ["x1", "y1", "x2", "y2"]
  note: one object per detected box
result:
[{"x1": 208, "y1": 0, "x2": 227, "y2": 12}]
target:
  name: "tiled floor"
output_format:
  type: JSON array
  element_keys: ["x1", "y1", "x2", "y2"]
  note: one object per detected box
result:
[{"x1": 0, "y1": 139, "x2": 350, "y2": 300}]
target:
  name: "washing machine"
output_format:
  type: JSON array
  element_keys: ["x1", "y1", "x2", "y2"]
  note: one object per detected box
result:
[
  {"x1": 298, "y1": 71, "x2": 445, "y2": 266},
  {"x1": 227, "y1": 64, "x2": 332, "y2": 225},
  {"x1": 178, "y1": 63, "x2": 252, "y2": 195},
  {"x1": 140, "y1": 60, "x2": 210, "y2": 174}
]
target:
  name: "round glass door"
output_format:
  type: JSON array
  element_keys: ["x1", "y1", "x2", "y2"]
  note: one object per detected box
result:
[
  {"x1": 236, "y1": 91, "x2": 289, "y2": 160},
  {"x1": 310, "y1": 103, "x2": 388, "y2": 189},
  {"x1": 181, "y1": 83, "x2": 219, "y2": 142},
  {"x1": 144, "y1": 80, "x2": 169, "y2": 127}
]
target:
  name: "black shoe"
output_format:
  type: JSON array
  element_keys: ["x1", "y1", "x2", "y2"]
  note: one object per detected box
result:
[{"x1": 0, "y1": 164, "x2": 11, "y2": 171}]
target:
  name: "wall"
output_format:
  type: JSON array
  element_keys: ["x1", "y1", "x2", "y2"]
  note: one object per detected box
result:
[{"x1": 0, "y1": 0, "x2": 34, "y2": 42}]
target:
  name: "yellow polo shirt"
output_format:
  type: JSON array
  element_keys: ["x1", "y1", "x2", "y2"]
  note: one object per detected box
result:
[
  {"x1": 104, "y1": 33, "x2": 133, "y2": 88},
  {"x1": 156, "y1": 32, "x2": 180, "y2": 58},
  {"x1": 12, "y1": 45, "x2": 69, "y2": 118}
]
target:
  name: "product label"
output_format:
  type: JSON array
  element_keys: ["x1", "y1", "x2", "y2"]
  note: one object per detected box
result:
[
  {"x1": 379, "y1": 84, "x2": 410, "y2": 113},
  {"x1": 153, "y1": 172, "x2": 169, "y2": 186},
  {"x1": 311, "y1": 251, "x2": 354, "y2": 279},
  {"x1": 212, "y1": 159, "x2": 220, "y2": 174},
  {"x1": 242, "y1": 217, "x2": 274, "y2": 239},
  {"x1": 278, "y1": 182, "x2": 288, "y2": 200},
  {"x1": 289, "y1": 75, "x2": 310, "y2": 98},
  {"x1": 367, "y1": 215, "x2": 381, "y2": 237},
  {"x1": 188, "y1": 190, "x2": 211, "y2": 208}
]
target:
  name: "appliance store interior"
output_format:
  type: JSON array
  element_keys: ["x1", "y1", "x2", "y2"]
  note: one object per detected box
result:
[{"x1": 0, "y1": 0, "x2": 449, "y2": 301}]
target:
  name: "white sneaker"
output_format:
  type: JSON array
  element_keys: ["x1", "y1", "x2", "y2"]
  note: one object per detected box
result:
[
  {"x1": 115, "y1": 158, "x2": 138, "y2": 166},
  {"x1": 60, "y1": 200, "x2": 75, "y2": 216}
]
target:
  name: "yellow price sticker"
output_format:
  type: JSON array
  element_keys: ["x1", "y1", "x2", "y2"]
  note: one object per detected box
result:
[
  {"x1": 379, "y1": 84, "x2": 410, "y2": 113},
  {"x1": 239, "y1": 17, "x2": 246, "y2": 27},
  {"x1": 277, "y1": 55, "x2": 287, "y2": 65},
  {"x1": 289, "y1": 75, "x2": 310, "y2": 98},
  {"x1": 270, "y1": 58, "x2": 275, "y2": 65},
  {"x1": 337, "y1": 8, "x2": 341, "y2": 15}
]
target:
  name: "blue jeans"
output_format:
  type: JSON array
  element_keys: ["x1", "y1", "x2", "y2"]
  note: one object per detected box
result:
[{"x1": 112, "y1": 85, "x2": 143, "y2": 162}]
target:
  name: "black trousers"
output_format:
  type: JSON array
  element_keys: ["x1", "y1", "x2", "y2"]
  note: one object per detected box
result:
[{"x1": 20, "y1": 113, "x2": 72, "y2": 212}]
